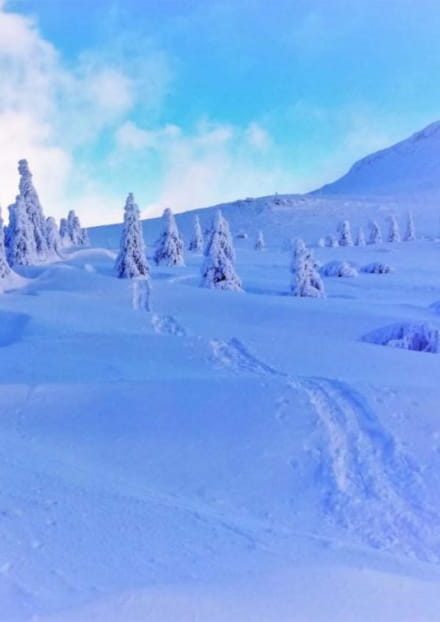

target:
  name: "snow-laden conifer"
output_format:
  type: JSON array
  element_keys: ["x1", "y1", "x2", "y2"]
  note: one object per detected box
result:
[
  {"x1": 188, "y1": 215, "x2": 204, "y2": 252},
  {"x1": 154, "y1": 208, "x2": 185, "y2": 266},
  {"x1": 18, "y1": 159, "x2": 47, "y2": 257},
  {"x1": 201, "y1": 211, "x2": 242, "y2": 291},
  {"x1": 337, "y1": 220, "x2": 353, "y2": 246},
  {"x1": 59, "y1": 218, "x2": 70, "y2": 247},
  {"x1": 0, "y1": 207, "x2": 11, "y2": 280},
  {"x1": 368, "y1": 220, "x2": 382, "y2": 245},
  {"x1": 46, "y1": 217, "x2": 62, "y2": 257},
  {"x1": 254, "y1": 230, "x2": 265, "y2": 250},
  {"x1": 387, "y1": 215, "x2": 401, "y2": 243},
  {"x1": 291, "y1": 238, "x2": 325, "y2": 298},
  {"x1": 317, "y1": 237, "x2": 325, "y2": 248},
  {"x1": 66, "y1": 210, "x2": 87, "y2": 246},
  {"x1": 204, "y1": 210, "x2": 235, "y2": 261},
  {"x1": 404, "y1": 212, "x2": 416, "y2": 241},
  {"x1": 6, "y1": 195, "x2": 35, "y2": 266},
  {"x1": 115, "y1": 193, "x2": 149, "y2": 279},
  {"x1": 355, "y1": 227, "x2": 366, "y2": 246}
]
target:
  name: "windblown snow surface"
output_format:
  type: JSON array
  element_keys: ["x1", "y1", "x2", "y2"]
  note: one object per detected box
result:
[{"x1": 1, "y1": 196, "x2": 440, "y2": 621}]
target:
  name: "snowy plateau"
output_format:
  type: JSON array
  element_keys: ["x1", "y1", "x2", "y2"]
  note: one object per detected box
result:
[{"x1": 1, "y1": 123, "x2": 440, "y2": 621}]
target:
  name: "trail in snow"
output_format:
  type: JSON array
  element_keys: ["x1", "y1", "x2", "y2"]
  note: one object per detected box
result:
[
  {"x1": 300, "y1": 378, "x2": 440, "y2": 562},
  {"x1": 206, "y1": 335, "x2": 440, "y2": 562},
  {"x1": 151, "y1": 313, "x2": 187, "y2": 336}
]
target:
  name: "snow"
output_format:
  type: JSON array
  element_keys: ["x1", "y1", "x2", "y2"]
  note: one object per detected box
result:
[{"x1": 1, "y1": 212, "x2": 440, "y2": 620}]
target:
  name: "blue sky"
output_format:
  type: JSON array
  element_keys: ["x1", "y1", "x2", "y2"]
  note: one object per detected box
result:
[{"x1": 1, "y1": 0, "x2": 440, "y2": 224}]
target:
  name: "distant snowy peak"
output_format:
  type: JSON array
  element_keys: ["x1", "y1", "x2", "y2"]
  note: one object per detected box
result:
[{"x1": 313, "y1": 120, "x2": 440, "y2": 197}]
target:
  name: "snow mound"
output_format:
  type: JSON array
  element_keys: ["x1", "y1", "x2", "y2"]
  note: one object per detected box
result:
[
  {"x1": 361, "y1": 262, "x2": 393, "y2": 274},
  {"x1": 320, "y1": 261, "x2": 358, "y2": 278},
  {"x1": 362, "y1": 322, "x2": 440, "y2": 353}
]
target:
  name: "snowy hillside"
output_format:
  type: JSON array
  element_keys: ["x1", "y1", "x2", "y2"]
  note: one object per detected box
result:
[
  {"x1": 2, "y1": 220, "x2": 440, "y2": 619},
  {"x1": 314, "y1": 121, "x2": 440, "y2": 199}
]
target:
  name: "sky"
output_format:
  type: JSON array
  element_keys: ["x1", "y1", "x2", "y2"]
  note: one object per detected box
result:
[{"x1": 1, "y1": 0, "x2": 440, "y2": 225}]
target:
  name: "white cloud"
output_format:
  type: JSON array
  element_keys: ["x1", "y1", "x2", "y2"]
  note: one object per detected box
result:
[
  {"x1": 0, "y1": 3, "x2": 172, "y2": 226},
  {"x1": 112, "y1": 119, "x2": 296, "y2": 218}
]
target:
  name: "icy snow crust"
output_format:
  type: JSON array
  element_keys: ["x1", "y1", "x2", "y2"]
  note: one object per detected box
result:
[{"x1": 2, "y1": 199, "x2": 440, "y2": 620}]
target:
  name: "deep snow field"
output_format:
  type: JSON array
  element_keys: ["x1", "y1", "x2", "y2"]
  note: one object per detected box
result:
[{"x1": 1, "y1": 201, "x2": 440, "y2": 621}]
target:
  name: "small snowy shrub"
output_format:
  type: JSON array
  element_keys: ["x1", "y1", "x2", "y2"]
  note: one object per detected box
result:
[
  {"x1": 236, "y1": 232, "x2": 248, "y2": 240},
  {"x1": 362, "y1": 322, "x2": 440, "y2": 353},
  {"x1": 361, "y1": 262, "x2": 392, "y2": 274},
  {"x1": 325, "y1": 234, "x2": 339, "y2": 248},
  {"x1": 321, "y1": 260, "x2": 358, "y2": 278},
  {"x1": 317, "y1": 237, "x2": 325, "y2": 248}
]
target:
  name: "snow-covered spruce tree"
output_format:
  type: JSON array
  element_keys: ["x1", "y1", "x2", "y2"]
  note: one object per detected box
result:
[
  {"x1": 18, "y1": 159, "x2": 48, "y2": 257},
  {"x1": 46, "y1": 217, "x2": 62, "y2": 257},
  {"x1": 337, "y1": 220, "x2": 353, "y2": 246},
  {"x1": 254, "y1": 230, "x2": 265, "y2": 250},
  {"x1": 204, "y1": 210, "x2": 235, "y2": 261},
  {"x1": 6, "y1": 195, "x2": 35, "y2": 266},
  {"x1": 0, "y1": 207, "x2": 11, "y2": 281},
  {"x1": 355, "y1": 227, "x2": 366, "y2": 246},
  {"x1": 317, "y1": 237, "x2": 325, "y2": 248},
  {"x1": 368, "y1": 220, "x2": 382, "y2": 245},
  {"x1": 188, "y1": 215, "x2": 204, "y2": 252},
  {"x1": 154, "y1": 208, "x2": 185, "y2": 266},
  {"x1": 201, "y1": 221, "x2": 242, "y2": 291},
  {"x1": 79, "y1": 227, "x2": 90, "y2": 246},
  {"x1": 59, "y1": 218, "x2": 70, "y2": 247},
  {"x1": 404, "y1": 211, "x2": 416, "y2": 241},
  {"x1": 67, "y1": 210, "x2": 86, "y2": 246},
  {"x1": 387, "y1": 215, "x2": 401, "y2": 243},
  {"x1": 291, "y1": 238, "x2": 325, "y2": 298},
  {"x1": 115, "y1": 193, "x2": 150, "y2": 279}
]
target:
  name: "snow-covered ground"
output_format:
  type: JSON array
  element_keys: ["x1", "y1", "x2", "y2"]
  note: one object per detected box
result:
[{"x1": 1, "y1": 208, "x2": 440, "y2": 620}]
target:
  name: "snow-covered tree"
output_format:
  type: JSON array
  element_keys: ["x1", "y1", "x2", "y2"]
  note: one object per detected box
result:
[
  {"x1": 0, "y1": 207, "x2": 11, "y2": 281},
  {"x1": 291, "y1": 238, "x2": 325, "y2": 298},
  {"x1": 154, "y1": 208, "x2": 185, "y2": 266},
  {"x1": 66, "y1": 210, "x2": 87, "y2": 246},
  {"x1": 46, "y1": 217, "x2": 62, "y2": 257},
  {"x1": 404, "y1": 211, "x2": 416, "y2": 241},
  {"x1": 204, "y1": 210, "x2": 235, "y2": 261},
  {"x1": 18, "y1": 159, "x2": 47, "y2": 257},
  {"x1": 355, "y1": 227, "x2": 366, "y2": 246},
  {"x1": 337, "y1": 220, "x2": 353, "y2": 246},
  {"x1": 79, "y1": 227, "x2": 90, "y2": 246},
  {"x1": 254, "y1": 230, "x2": 265, "y2": 250},
  {"x1": 387, "y1": 215, "x2": 401, "y2": 243},
  {"x1": 317, "y1": 237, "x2": 325, "y2": 248},
  {"x1": 6, "y1": 195, "x2": 35, "y2": 266},
  {"x1": 188, "y1": 215, "x2": 204, "y2": 252},
  {"x1": 59, "y1": 218, "x2": 70, "y2": 247},
  {"x1": 201, "y1": 212, "x2": 242, "y2": 291},
  {"x1": 368, "y1": 220, "x2": 382, "y2": 245},
  {"x1": 115, "y1": 193, "x2": 150, "y2": 279}
]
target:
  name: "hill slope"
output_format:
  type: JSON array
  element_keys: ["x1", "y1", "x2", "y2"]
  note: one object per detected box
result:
[{"x1": 314, "y1": 121, "x2": 440, "y2": 198}]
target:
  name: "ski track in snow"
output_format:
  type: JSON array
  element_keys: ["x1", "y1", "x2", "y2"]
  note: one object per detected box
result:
[{"x1": 206, "y1": 334, "x2": 440, "y2": 562}]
